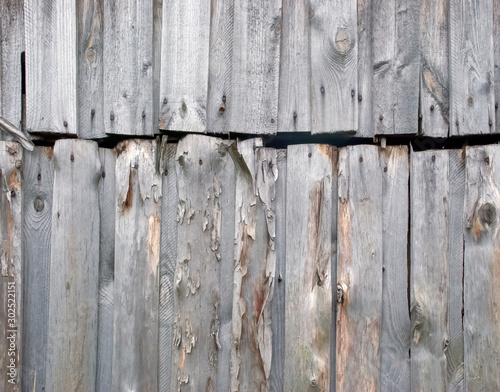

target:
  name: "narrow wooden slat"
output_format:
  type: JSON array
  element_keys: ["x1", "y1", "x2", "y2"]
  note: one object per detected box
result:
[
  {"x1": 284, "y1": 144, "x2": 335, "y2": 391},
  {"x1": 45, "y1": 140, "x2": 101, "y2": 390},
  {"x1": 310, "y1": 0, "x2": 357, "y2": 134},
  {"x1": 112, "y1": 140, "x2": 161, "y2": 390},
  {"x1": 21, "y1": 146, "x2": 53, "y2": 392},
  {"x1": 25, "y1": 0, "x2": 77, "y2": 135},
  {"x1": 419, "y1": 0, "x2": 449, "y2": 137},
  {"x1": 160, "y1": 0, "x2": 210, "y2": 133},
  {"x1": 153, "y1": 0, "x2": 163, "y2": 136},
  {"x1": 494, "y1": 0, "x2": 500, "y2": 134},
  {"x1": 380, "y1": 146, "x2": 410, "y2": 390},
  {"x1": 337, "y1": 145, "x2": 382, "y2": 391},
  {"x1": 450, "y1": 0, "x2": 495, "y2": 135},
  {"x1": 464, "y1": 145, "x2": 500, "y2": 390},
  {"x1": 103, "y1": 1, "x2": 153, "y2": 136}
]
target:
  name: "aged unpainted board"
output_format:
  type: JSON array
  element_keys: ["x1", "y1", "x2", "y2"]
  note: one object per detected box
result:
[{"x1": 494, "y1": 0, "x2": 500, "y2": 134}]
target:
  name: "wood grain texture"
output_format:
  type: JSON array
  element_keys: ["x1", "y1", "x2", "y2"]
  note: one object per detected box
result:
[
  {"x1": 464, "y1": 145, "x2": 500, "y2": 390},
  {"x1": 494, "y1": 0, "x2": 500, "y2": 134},
  {"x1": 103, "y1": 1, "x2": 153, "y2": 136},
  {"x1": 380, "y1": 146, "x2": 410, "y2": 391},
  {"x1": 25, "y1": 0, "x2": 77, "y2": 135},
  {"x1": 284, "y1": 144, "x2": 335, "y2": 391},
  {"x1": 21, "y1": 146, "x2": 54, "y2": 392},
  {"x1": 419, "y1": 0, "x2": 449, "y2": 137},
  {"x1": 337, "y1": 145, "x2": 382, "y2": 391},
  {"x1": 311, "y1": 0, "x2": 357, "y2": 134},
  {"x1": 112, "y1": 139, "x2": 161, "y2": 391},
  {"x1": 45, "y1": 139, "x2": 101, "y2": 391},
  {"x1": 160, "y1": 0, "x2": 210, "y2": 133},
  {"x1": 0, "y1": 142, "x2": 22, "y2": 391},
  {"x1": 373, "y1": 0, "x2": 419, "y2": 135},
  {"x1": 450, "y1": 0, "x2": 495, "y2": 136}
]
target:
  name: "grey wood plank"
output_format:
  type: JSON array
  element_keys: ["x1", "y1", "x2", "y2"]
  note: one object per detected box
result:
[
  {"x1": 21, "y1": 146, "x2": 54, "y2": 392},
  {"x1": 45, "y1": 139, "x2": 101, "y2": 391},
  {"x1": 160, "y1": 0, "x2": 210, "y2": 133},
  {"x1": 95, "y1": 148, "x2": 116, "y2": 392},
  {"x1": 153, "y1": 0, "x2": 163, "y2": 137},
  {"x1": 103, "y1": 1, "x2": 153, "y2": 136},
  {"x1": 380, "y1": 146, "x2": 410, "y2": 391},
  {"x1": 112, "y1": 139, "x2": 161, "y2": 391},
  {"x1": 0, "y1": 142, "x2": 23, "y2": 391},
  {"x1": 419, "y1": 0, "x2": 449, "y2": 137},
  {"x1": 24, "y1": 0, "x2": 77, "y2": 135},
  {"x1": 277, "y1": 0, "x2": 311, "y2": 133},
  {"x1": 337, "y1": 145, "x2": 382, "y2": 391},
  {"x1": 450, "y1": 0, "x2": 495, "y2": 135},
  {"x1": 463, "y1": 145, "x2": 500, "y2": 390},
  {"x1": 494, "y1": 0, "x2": 500, "y2": 134},
  {"x1": 284, "y1": 144, "x2": 335, "y2": 391},
  {"x1": 310, "y1": 0, "x2": 357, "y2": 134},
  {"x1": 373, "y1": 0, "x2": 419, "y2": 135}
]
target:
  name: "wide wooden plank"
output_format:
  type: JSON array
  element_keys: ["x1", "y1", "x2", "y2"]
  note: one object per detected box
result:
[
  {"x1": 310, "y1": 0, "x2": 357, "y2": 134},
  {"x1": 0, "y1": 143, "x2": 22, "y2": 391},
  {"x1": 284, "y1": 144, "x2": 335, "y2": 391},
  {"x1": 494, "y1": 0, "x2": 500, "y2": 134},
  {"x1": 373, "y1": 0, "x2": 419, "y2": 135},
  {"x1": 419, "y1": 0, "x2": 449, "y2": 137},
  {"x1": 464, "y1": 145, "x2": 500, "y2": 390},
  {"x1": 103, "y1": 1, "x2": 153, "y2": 136},
  {"x1": 45, "y1": 140, "x2": 101, "y2": 391},
  {"x1": 112, "y1": 140, "x2": 161, "y2": 390},
  {"x1": 450, "y1": 0, "x2": 495, "y2": 135},
  {"x1": 337, "y1": 145, "x2": 382, "y2": 391},
  {"x1": 25, "y1": 0, "x2": 77, "y2": 135},
  {"x1": 21, "y1": 146, "x2": 54, "y2": 392},
  {"x1": 160, "y1": 0, "x2": 210, "y2": 133}
]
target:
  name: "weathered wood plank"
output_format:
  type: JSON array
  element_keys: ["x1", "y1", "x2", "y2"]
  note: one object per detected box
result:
[
  {"x1": 45, "y1": 140, "x2": 101, "y2": 391},
  {"x1": 103, "y1": 1, "x2": 153, "y2": 136},
  {"x1": 373, "y1": 0, "x2": 419, "y2": 135},
  {"x1": 463, "y1": 145, "x2": 500, "y2": 390},
  {"x1": 21, "y1": 146, "x2": 53, "y2": 392},
  {"x1": 419, "y1": 0, "x2": 449, "y2": 137},
  {"x1": 25, "y1": 0, "x2": 77, "y2": 135},
  {"x1": 494, "y1": 0, "x2": 500, "y2": 134},
  {"x1": 0, "y1": 143, "x2": 22, "y2": 391},
  {"x1": 450, "y1": 0, "x2": 495, "y2": 135},
  {"x1": 380, "y1": 146, "x2": 410, "y2": 391},
  {"x1": 160, "y1": 0, "x2": 210, "y2": 133},
  {"x1": 112, "y1": 140, "x2": 161, "y2": 390},
  {"x1": 311, "y1": 0, "x2": 357, "y2": 134},
  {"x1": 284, "y1": 144, "x2": 335, "y2": 391},
  {"x1": 337, "y1": 145, "x2": 382, "y2": 391}
]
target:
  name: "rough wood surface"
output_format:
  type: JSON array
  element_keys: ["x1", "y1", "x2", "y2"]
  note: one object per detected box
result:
[
  {"x1": 284, "y1": 144, "x2": 335, "y2": 391},
  {"x1": 450, "y1": 0, "x2": 495, "y2": 135},
  {"x1": 337, "y1": 145, "x2": 382, "y2": 391},
  {"x1": 112, "y1": 140, "x2": 161, "y2": 390},
  {"x1": 311, "y1": 0, "x2": 357, "y2": 134},
  {"x1": 25, "y1": 0, "x2": 77, "y2": 135},
  {"x1": 21, "y1": 146, "x2": 53, "y2": 392},
  {"x1": 494, "y1": 0, "x2": 500, "y2": 134},
  {"x1": 45, "y1": 140, "x2": 101, "y2": 391},
  {"x1": 464, "y1": 145, "x2": 500, "y2": 390}
]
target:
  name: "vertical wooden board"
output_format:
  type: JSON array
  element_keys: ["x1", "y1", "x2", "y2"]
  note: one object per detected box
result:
[
  {"x1": 284, "y1": 144, "x2": 334, "y2": 391},
  {"x1": 45, "y1": 140, "x2": 101, "y2": 391},
  {"x1": 450, "y1": 0, "x2": 495, "y2": 135},
  {"x1": 21, "y1": 146, "x2": 53, "y2": 392},
  {"x1": 463, "y1": 145, "x2": 500, "y2": 390},
  {"x1": 310, "y1": 0, "x2": 358, "y2": 134},
  {"x1": 419, "y1": 0, "x2": 449, "y2": 137},
  {"x1": 380, "y1": 146, "x2": 410, "y2": 390},
  {"x1": 153, "y1": 0, "x2": 163, "y2": 138},
  {"x1": 0, "y1": 143, "x2": 22, "y2": 391},
  {"x1": 159, "y1": 0, "x2": 210, "y2": 133},
  {"x1": 103, "y1": 1, "x2": 153, "y2": 136},
  {"x1": 112, "y1": 140, "x2": 161, "y2": 390},
  {"x1": 372, "y1": 0, "x2": 419, "y2": 135},
  {"x1": 24, "y1": 0, "x2": 77, "y2": 135},
  {"x1": 95, "y1": 148, "x2": 116, "y2": 392},
  {"x1": 277, "y1": 0, "x2": 311, "y2": 133},
  {"x1": 494, "y1": 0, "x2": 500, "y2": 134},
  {"x1": 336, "y1": 145, "x2": 382, "y2": 391}
]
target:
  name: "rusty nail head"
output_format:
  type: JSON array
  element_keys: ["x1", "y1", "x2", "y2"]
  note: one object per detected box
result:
[
  {"x1": 278, "y1": 274, "x2": 282, "y2": 282},
  {"x1": 142, "y1": 110, "x2": 146, "y2": 118},
  {"x1": 359, "y1": 156, "x2": 363, "y2": 163},
  {"x1": 384, "y1": 167, "x2": 387, "y2": 172},
  {"x1": 382, "y1": 265, "x2": 385, "y2": 271},
  {"x1": 270, "y1": 118, "x2": 275, "y2": 123},
  {"x1": 199, "y1": 159, "x2": 203, "y2": 165},
  {"x1": 351, "y1": 90, "x2": 355, "y2": 97},
  {"x1": 163, "y1": 98, "x2": 168, "y2": 104},
  {"x1": 102, "y1": 171, "x2": 106, "y2": 178},
  {"x1": 293, "y1": 111, "x2": 297, "y2": 119},
  {"x1": 182, "y1": 102, "x2": 187, "y2": 112},
  {"x1": 222, "y1": 95, "x2": 226, "y2": 103},
  {"x1": 379, "y1": 114, "x2": 383, "y2": 121},
  {"x1": 63, "y1": 120, "x2": 68, "y2": 127},
  {"x1": 110, "y1": 112, "x2": 115, "y2": 121},
  {"x1": 456, "y1": 120, "x2": 459, "y2": 126},
  {"x1": 430, "y1": 105, "x2": 434, "y2": 111},
  {"x1": 164, "y1": 169, "x2": 168, "y2": 176},
  {"x1": 485, "y1": 157, "x2": 490, "y2": 164},
  {"x1": 70, "y1": 154, "x2": 74, "y2": 162},
  {"x1": 91, "y1": 109, "x2": 95, "y2": 116},
  {"x1": 308, "y1": 152, "x2": 312, "y2": 158},
  {"x1": 37, "y1": 173, "x2": 41, "y2": 181},
  {"x1": 320, "y1": 86, "x2": 325, "y2": 94},
  {"x1": 358, "y1": 94, "x2": 362, "y2": 102},
  {"x1": 489, "y1": 119, "x2": 493, "y2": 126},
  {"x1": 468, "y1": 97, "x2": 473, "y2": 105}
]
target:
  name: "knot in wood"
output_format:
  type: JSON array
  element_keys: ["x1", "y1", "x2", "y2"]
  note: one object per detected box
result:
[
  {"x1": 34, "y1": 196, "x2": 44, "y2": 212},
  {"x1": 335, "y1": 29, "x2": 350, "y2": 54},
  {"x1": 479, "y1": 203, "x2": 496, "y2": 226},
  {"x1": 336, "y1": 284, "x2": 344, "y2": 303}
]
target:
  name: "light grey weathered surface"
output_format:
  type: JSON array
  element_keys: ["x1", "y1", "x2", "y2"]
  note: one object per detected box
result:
[{"x1": 494, "y1": 0, "x2": 500, "y2": 134}]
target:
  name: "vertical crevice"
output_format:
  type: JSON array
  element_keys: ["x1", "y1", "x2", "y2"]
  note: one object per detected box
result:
[
  {"x1": 407, "y1": 148, "x2": 411, "y2": 321},
  {"x1": 21, "y1": 51, "x2": 26, "y2": 131}
]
